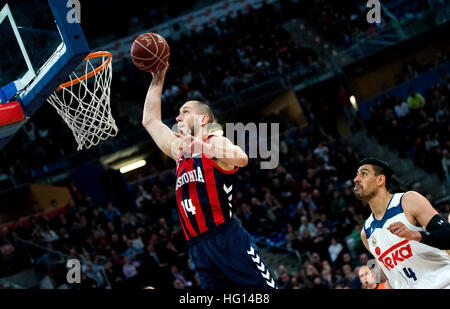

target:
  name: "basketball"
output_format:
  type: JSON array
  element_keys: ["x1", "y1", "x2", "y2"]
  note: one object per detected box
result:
[{"x1": 130, "y1": 33, "x2": 170, "y2": 73}]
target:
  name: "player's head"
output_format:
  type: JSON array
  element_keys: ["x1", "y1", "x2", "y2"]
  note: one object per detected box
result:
[
  {"x1": 354, "y1": 157, "x2": 392, "y2": 201},
  {"x1": 176, "y1": 100, "x2": 214, "y2": 133},
  {"x1": 358, "y1": 265, "x2": 377, "y2": 289}
]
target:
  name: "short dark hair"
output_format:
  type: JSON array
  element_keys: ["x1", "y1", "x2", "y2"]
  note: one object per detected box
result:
[
  {"x1": 192, "y1": 101, "x2": 214, "y2": 123},
  {"x1": 357, "y1": 157, "x2": 393, "y2": 189}
]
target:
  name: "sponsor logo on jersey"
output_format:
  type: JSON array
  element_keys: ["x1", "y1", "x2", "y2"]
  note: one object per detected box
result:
[
  {"x1": 375, "y1": 239, "x2": 413, "y2": 271},
  {"x1": 176, "y1": 166, "x2": 205, "y2": 191}
]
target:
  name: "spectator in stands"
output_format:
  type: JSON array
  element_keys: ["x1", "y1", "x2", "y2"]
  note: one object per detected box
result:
[
  {"x1": 328, "y1": 236, "x2": 344, "y2": 265},
  {"x1": 103, "y1": 260, "x2": 123, "y2": 288},
  {"x1": 299, "y1": 216, "x2": 318, "y2": 238},
  {"x1": 358, "y1": 253, "x2": 370, "y2": 267},
  {"x1": 123, "y1": 239, "x2": 143, "y2": 260},
  {"x1": 238, "y1": 202, "x2": 259, "y2": 233},
  {"x1": 312, "y1": 276, "x2": 329, "y2": 289},
  {"x1": 80, "y1": 271, "x2": 98, "y2": 289},
  {"x1": 341, "y1": 263, "x2": 355, "y2": 285},
  {"x1": 350, "y1": 266, "x2": 362, "y2": 289},
  {"x1": 103, "y1": 203, "x2": 122, "y2": 223},
  {"x1": 310, "y1": 252, "x2": 324, "y2": 273},
  {"x1": 407, "y1": 88, "x2": 426, "y2": 110},
  {"x1": 394, "y1": 98, "x2": 410, "y2": 120},
  {"x1": 342, "y1": 252, "x2": 355, "y2": 269},
  {"x1": 277, "y1": 271, "x2": 292, "y2": 289},
  {"x1": 135, "y1": 185, "x2": 152, "y2": 210},
  {"x1": 330, "y1": 191, "x2": 346, "y2": 220},
  {"x1": 84, "y1": 261, "x2": 105, "y2": 287},
  {"x1": 424, "y1": 133, "x2": 440, "y2": 152},
  {"x1": 122, "y1": 255, "x2": 140, "y2": 282},
  {"x1": 170, "y1": 265, "x2": 191, "y2": 289},
  {"x1": 312, "y1": 222, "x2": 330, "y2": 257},
  {"x1": 40, "y1": 225, "x2": 60, "y2": 243},
  {"x1": 88, "y1": 207, "x2": 108, "y2": 228},
  {"x1": 108, "y1": 233, "x2": 126, "y2": 254},
  {"x1": 303, "y1": 264, "x2": 320, "y2": 289},
  {"x1": 129, "y1": 230, "x2": 145, "y2": 251},
  {"x1": 297, "y1": 191, "x2": 317, "y2": 214}
]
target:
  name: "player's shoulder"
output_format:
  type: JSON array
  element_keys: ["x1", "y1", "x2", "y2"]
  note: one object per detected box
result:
[
  {"x1": 401, "y1": 190, "x2": 427, "y2": 204},
  {"x1": 400, "y1": 190, "x2": 431, "y2": 213}
]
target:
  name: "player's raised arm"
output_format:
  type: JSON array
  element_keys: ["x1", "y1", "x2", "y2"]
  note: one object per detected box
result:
[{"x1": 142, "y1": 64, "x2": 182, "y2": 160}]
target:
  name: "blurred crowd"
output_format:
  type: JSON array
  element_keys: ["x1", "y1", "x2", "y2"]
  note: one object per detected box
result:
[{"x1": 367, "y1": 72, "x2": 450, "y2": 183}]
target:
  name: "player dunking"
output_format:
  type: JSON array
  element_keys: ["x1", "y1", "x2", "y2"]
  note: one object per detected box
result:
[
  {"x1": 354, "y1": 158, "x2": 450, "y2": 288},
  {"x1": 141, "y1": 63, "x2": 277, "y2": 289}
]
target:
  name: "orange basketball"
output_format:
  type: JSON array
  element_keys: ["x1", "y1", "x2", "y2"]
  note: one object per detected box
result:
[{"x1": 130, "y1": 33, "x2": 170, "y2": 72}]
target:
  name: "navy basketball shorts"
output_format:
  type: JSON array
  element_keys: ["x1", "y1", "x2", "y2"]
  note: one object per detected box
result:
[{"x1": 188, "y1": 219, "x2": 278, "y2": 289}]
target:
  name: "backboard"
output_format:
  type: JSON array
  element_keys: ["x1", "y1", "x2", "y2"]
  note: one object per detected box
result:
[{"x1": 0, "y1": 0, "x2": 90, "y2": 150}]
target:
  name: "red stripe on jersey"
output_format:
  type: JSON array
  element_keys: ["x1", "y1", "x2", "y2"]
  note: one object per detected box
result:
[
  {"x1": 202, "y1": 155, "x2": 225, "y2": 226},
  {"x1": 177, "y1": 211, "x2": 189, "y2": 240},
  {"x1": 187, "y1": 158, "x2": 208, "y2": 233},
  {"x1": 176, "y1": 159, "x2": 197, "y2": 238},
  {"x1": 209, "y1": 158, "x2": 239, "y2": 174}
]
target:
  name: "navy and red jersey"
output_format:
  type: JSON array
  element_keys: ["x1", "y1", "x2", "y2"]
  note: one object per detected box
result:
[{"x1": 175, "y1": 134, "x2": 239, "y2": 245}]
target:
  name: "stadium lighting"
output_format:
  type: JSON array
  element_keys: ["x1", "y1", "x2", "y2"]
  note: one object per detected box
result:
[
  {"x1": 119, "y1": 160, "x2": 146, "y2": 173},
  {"x1": 349, "y1": 95, "x2": 358, "y2": 110}
]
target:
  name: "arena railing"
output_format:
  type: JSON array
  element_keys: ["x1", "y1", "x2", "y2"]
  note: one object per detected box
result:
[{"x1": 15, "y1": 238, "x2": 112, "y2": 289}]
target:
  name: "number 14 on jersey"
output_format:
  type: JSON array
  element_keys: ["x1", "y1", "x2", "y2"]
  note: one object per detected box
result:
[{"x1": 181, "y1": 199, "x2": 196, "y2": 215}]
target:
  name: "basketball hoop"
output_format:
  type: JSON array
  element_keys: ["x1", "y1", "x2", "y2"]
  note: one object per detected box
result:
[{"x1": 47, "y1": 51, "x2": 118, "y2": 150}]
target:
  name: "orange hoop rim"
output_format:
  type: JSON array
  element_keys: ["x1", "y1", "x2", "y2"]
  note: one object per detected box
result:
[{"x1": 56, "y1": 51, "x2": 112, "y2": 91}]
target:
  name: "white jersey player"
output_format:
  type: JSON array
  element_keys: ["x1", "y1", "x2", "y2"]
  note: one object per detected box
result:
[{"x1": 354, "y1": 158, "x2": 450, "y2": 289}]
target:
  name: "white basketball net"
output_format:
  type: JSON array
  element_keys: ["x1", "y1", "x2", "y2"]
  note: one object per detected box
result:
[{"x1": 47, "y1": 52, "x2": 118, "y2": 151}]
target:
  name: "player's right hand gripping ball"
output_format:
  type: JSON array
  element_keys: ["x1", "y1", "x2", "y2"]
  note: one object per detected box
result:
[{"x1": 130, "y1": 33, "x2": 170, "y2": 73}]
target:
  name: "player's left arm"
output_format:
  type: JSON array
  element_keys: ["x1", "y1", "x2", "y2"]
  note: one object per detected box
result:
[
  {"x1": 204, "y1": 135, "x2": 248, "y2": 169},
  {"x1": 387, "y1": 191, "x2": 450, "y2": 250},
  {"x1": 181, "y1": 134, "x2": 248, "y2": 169}
]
